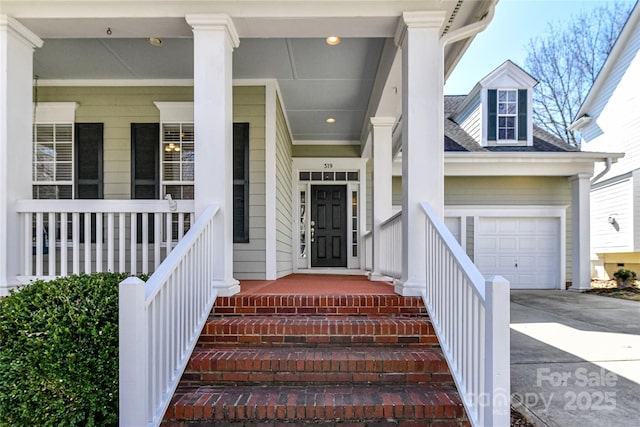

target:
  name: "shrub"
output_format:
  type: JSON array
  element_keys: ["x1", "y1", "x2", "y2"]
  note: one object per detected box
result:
[
  {"x1": 613, "y1": 269, "x2": 637, "y2": 288},
  {"x1": 0, "y1": 272, "x2": 144, "y2": 427}
]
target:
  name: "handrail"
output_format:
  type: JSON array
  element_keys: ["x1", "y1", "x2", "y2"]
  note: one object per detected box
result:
[
  {"x1": 119, "y1": 203, "x2": 220, "y2": 427},
  {"x1": 420, "y1": 201, "x2": 510, "y2": 427},
  {"x1": 16, "y1": 199, "x2": 194, "y2": 213}
]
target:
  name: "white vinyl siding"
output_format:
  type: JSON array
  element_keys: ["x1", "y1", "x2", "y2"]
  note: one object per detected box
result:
[
  {"x1": 591, "y1": 175, "x2": 634, "y2": 253},
  {"x1": 456, "y1": 95, "x2": 482, "y2": 143},
  {"x1": 233, "y1": 86, "x2": 267, "y2": 279},
  {"x1": 581, "y1": 21, "x2": 640, "y2": 179},
  {"x1": 275, "y1": 95, "x2": 293, "y2": 277}
]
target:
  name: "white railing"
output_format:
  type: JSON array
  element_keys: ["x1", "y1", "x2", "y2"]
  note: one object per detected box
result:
[
  {"x1": 16, "y1": 199, "x2": 194, "y2": 280},
  {"x1": 361, "y1": 231, "x2": 372, "y2": 271},
  {"x1": 420, "y1": 201, "x2": 510, "y2": 427},
  {"x1": 119, "y1": 203, "x2": 220, "y2": 427},
  {"x1": 379, "y1": 211, "x2": 402, "y2": 279}
]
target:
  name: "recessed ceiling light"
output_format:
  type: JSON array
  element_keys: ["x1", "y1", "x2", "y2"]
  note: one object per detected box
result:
[
  {"x1": 326, "y1": 36, "x2": 341, "y2": 46},
  {"x1": 326, "y1": 118, "x2": 336, "y2": 124},
  {"x1": 147, "y1": 37, "x2": 163, "y2": 47}
]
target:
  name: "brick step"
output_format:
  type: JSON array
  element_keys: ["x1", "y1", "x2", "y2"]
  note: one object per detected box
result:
[
  {"x1": 213, "y1": 295, "x2": 427, "y2": 317},
  {"x1": 163, "y1": 384, "x2": 467, "y2": 426},
  {"x1": 197, "y1": 316, "x2": 438, "y2": 347},
  {"x1": 180, "y1": 346, "x2": 453, "y2": 386}
]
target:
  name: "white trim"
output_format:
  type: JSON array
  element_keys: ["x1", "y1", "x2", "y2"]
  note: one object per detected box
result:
[
  {"x1": 264, "y1": 81, "x2": 277, "y2": 279},
  {"x1": 153, "y1": 101, "x2": 193, "y2": 122},
  {"x1": 0, "y1": 15, "x2": 43, "y2": 49},
  {"x1": 446, "y1": 205, "x2": 567, "y2": 290},
  {"x1": 291, "y1": 157, "x2": 367, "y2": 273},
  {"x1": 38, "y1": 79, "x2": 193, "y2": 87},
  {"x1": 34, "y1": 102, "x2": 78, "y2": 122}
]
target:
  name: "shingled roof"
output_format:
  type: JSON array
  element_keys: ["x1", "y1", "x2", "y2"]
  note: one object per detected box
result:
[{"x1": 443, "y1": 95, "x2": 579, "y2": 152}]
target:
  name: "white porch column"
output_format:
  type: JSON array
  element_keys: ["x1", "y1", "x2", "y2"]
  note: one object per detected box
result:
[
  {"x1": 570, "y1": 173, "x2": 592, "y2": 290},
  {"x1": 370, "y1": 117, "x2": 395, "y2": 281},
  {"x1": 394, "y1": 11, "x2": 446, "y2": 296},
  {"x1": 186, "y1": 14, "x2": 240, "y2": 296},
  {"x1": 0, "y1": 17, "x2": 42, "y2": 296}
]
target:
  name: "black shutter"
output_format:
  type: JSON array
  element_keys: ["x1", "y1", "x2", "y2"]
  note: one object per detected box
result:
[
  {"x1": 131, "y1": 123, "x2": 159, "y2": 199},
  {"x1": 75, "y1": 123, "x2": 103, "y2": 199},
  {"x1": 233, "y1": 123, "x2": 250, "y2": 243},
  {"x1": 487, "y1": 89, "x2": 497, "y2": 141},
  {"x1": 132, "y1": 123, "x2": 160, "y2": 243},
  {"x1": 74, "y1": 123, "x2": 103, "y2": 243},
  {"x1": 518, "y1": 89, "x2": 528, "y2": 141}
]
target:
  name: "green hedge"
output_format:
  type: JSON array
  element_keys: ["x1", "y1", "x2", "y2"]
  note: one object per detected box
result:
[{"x1": 0, "y1": 273, "x2": 143, "y2": 427}]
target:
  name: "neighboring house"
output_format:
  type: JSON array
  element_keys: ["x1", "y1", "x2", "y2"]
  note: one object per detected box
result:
[
  {"x1": 570, "y1": 1, "x2": 640, "y2": 279},
  {"x1": 390, "y1": 60, "x2": 619, "y2": 289}
]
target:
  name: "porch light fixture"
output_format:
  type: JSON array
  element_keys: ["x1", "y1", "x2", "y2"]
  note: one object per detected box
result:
[
  {"x1": 147, "y1": 37, "x2": 164, "y2": 47},
  {"x1": 326, "y1": 36, "x2": 341, "y2": 46},
  {"x1": 326, "y1": 118, "x2": 336, "y2": 124}
]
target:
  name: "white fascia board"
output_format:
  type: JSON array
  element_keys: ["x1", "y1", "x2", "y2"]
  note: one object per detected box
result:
[
  {"x1": 443, "y1": 152, "x2": 623, "y2": 177},
  {"x1": 292, "y1": 140, "x2": 360, "y2": 146}
]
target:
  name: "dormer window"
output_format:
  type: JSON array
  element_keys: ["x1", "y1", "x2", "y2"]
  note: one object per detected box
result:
[
  {"x1": 487, "y1": 88, "x2": 528, "y2": 144},
  {"x1": 497, "y1": 89, "x2": 517, "y2": 140}
]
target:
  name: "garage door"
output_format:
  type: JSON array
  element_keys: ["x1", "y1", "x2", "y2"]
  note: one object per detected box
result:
[{"x1": 475, "y1": 217, "x2": 560, "y2": 289}]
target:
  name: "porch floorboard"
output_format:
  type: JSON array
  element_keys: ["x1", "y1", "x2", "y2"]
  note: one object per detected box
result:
[{"x1": 238, "y1": 274, "x2": 395, "y2": 296}]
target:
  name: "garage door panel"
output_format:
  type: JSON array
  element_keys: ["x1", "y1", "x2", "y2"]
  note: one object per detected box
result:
[{"x1": 476, "y1": 217, "x2": 560, "y2": 289}]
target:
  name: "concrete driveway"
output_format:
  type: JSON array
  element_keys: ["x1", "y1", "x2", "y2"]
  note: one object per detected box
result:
[{"x1": 510, "y1": 290, "x2": 640, "y2": 427}]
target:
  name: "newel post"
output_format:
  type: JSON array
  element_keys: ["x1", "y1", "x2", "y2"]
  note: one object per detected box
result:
[
  {"x1": 484, "y1": 275, "x2": 510, "y2": 427},
  {"x1": 119, "y1": 277, "x2": 148, "y2": 427}
]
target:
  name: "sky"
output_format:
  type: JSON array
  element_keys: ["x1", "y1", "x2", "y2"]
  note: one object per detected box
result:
[{"x1": 444, "y1": 0, "x2": 637, "y2": 95}]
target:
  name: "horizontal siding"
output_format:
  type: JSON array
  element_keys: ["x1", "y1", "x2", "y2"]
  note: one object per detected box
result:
[
  {"x1": 233, "y1": 86, "x2": 267, "y2": 279},
  {"x1": 591, "y1": 177, "x2": 634, "y2": 253},
  {"x1": 275, "y1": 94, "x2": 293, "y2": 278},
  {"x1": 456, "y1": 95, "x2": 482, "y2": 143}
]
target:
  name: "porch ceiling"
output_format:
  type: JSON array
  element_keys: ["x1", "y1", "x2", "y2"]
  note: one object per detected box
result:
[{"x1": 11, "y1": 0, "x2": 498, "y2": 147}]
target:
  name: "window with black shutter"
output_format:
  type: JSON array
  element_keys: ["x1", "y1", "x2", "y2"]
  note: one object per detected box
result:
[{"x1": 233, "y1": 123, "x2": 250, "y2": 243}]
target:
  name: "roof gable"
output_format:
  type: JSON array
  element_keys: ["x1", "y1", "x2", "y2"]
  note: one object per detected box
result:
[{"x1": 478, "y1": 60, "x2": 538, "y2": 89}]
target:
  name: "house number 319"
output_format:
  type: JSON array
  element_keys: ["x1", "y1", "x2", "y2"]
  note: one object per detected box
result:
[{"x1": 324, "y1": 163, "x2": 333, "y2": 169}]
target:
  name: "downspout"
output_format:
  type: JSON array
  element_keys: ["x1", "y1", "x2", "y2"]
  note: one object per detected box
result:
[
  {"x1": 440, "y1": 2, "x2": 497, "y2": 47},
  {"x1": 591, "y1": 157, "x2": 612, "y2": 185}
]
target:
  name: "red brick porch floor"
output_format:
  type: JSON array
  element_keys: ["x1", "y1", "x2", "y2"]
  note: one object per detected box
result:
[{"x1": 238, "y1": 273, "x2": 395, "y2": 296}]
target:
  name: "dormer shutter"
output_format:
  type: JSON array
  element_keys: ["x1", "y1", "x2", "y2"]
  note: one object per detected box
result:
[
  {"x1": 518, "y1": 89, "x2": 527, "y2": 141},
  {"x1": 487, "y1": 89, "x2": 497, "y2": 141}
]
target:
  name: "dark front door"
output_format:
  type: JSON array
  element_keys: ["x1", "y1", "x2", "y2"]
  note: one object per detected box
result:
[{"x1": 311, "y1": 185, "x2": 347, "y2": 267}]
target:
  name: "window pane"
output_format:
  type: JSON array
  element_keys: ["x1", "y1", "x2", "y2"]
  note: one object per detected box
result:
[
  {"x1": 163, "y1": 163, "x2": 181, "y2": 180},
  {"x1": 36, "y1": 144, "x2": 55, "y2": 162},
  {"x1": 323, "y1": 172, "x2": 334, "y2": 181},
  {"x1": 163, "y1": 124, "x2": 181, "y2": 142},
  {"x1": 300, "y1": 171, "x2": 310, "y2": 181},
  {"x1": 163, "y1": 147, "x2": 181, "y2": 161},
  {"x1": 36, "y1": 163, "x2": 54, "y2": 181},
  {"x1": 335, "y1": 171, "x2": 346, "y2": 181},
  {"x1": 56, "y1": 163, "x2": 72, "y2": 181},
  {"x1": 311, "y1": 171, "x2": 322, "y2": 181},
  {"x1": 36, "y1": 125, "x2": 54, "y2": 142},
  {"x1": 181, "y1": 124, "x2": 194, "y2": 141},
  {"x1": 56, "y1": 143, "x2": 72, "y2": 161},
  {"x1": 55, "y1": 124, "x2": 73, "y2": 142},
  {"x1": 182, "y1": 163, "x2": 194, "y2": 181},
  {"x1": 347, "y1": 171, "x2": 359, "y2": 181}
]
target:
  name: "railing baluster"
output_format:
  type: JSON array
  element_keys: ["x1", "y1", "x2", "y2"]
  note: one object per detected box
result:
[
  {"x1": 96, "y1": 213, "x2": 103, "y2": 273},
  {"x1": 130, "y1": 213, "x2": 137, "y2": 275},
  {"x1": 72, "y1": 212, "x2": 80, "y2": 274},
  {"x1": 107, "y1": 213, "x2": 114, "y2": 272},
  {"x1": 60, "y1": 213, "x2": 68, "y2": 277},
  {"x1": 35, "y1": 212, "x2": 43, "y2": 277},
  {"x1": 84, "y1": 213, "x2": 91, "y2": 273},
  {"x1": 154, "y1": 213, "x2": 161, "y2": 269},
  {"x1": 119, "y1": 213, "x2": 126, "y2": 272},
  {"x1": 23, "y1": 213, "x2": 32, "y2": 276},
  {"x1": 48, "y1": 212, "x2": 56, "y2": 276},
  {"x1": 142, "y1": 213, "x2": 149, "y2": 274}
]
